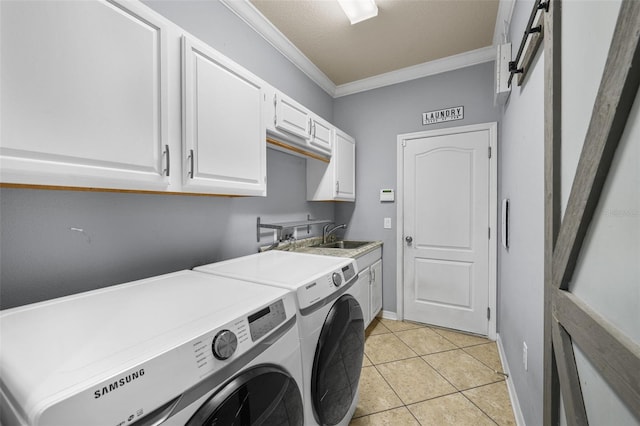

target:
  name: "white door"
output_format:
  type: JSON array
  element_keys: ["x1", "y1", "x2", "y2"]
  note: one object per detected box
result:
[{"x1": 402, "y1": 126, "x2": 493, "y2": 335}]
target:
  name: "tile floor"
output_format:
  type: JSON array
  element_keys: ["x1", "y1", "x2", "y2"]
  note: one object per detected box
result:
[{"x1": 350, "y1": 318, "x2": 516, "y2": 425}]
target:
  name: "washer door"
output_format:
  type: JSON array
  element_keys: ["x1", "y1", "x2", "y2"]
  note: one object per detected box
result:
[
  {"x1": 311, "y1": 294, "x2": 365, "y2": 425},
  {"x1": 186, "y1": 364, "x2": 303, "y2": 426}
]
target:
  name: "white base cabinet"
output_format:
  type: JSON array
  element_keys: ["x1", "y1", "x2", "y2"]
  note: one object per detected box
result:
[
  {"x1": 355, "y1": 247, "x2": 383, "y2": 327},
  {"x1": 307, "y1": 129, "x2": 355, "y2": 201},
  {"x1": 1, "y1": 0, "x2": 172, "y2": 191}
]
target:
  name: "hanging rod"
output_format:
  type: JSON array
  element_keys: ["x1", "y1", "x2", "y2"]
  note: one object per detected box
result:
[{"x1": 508, "y1": 0, "x2": 549, "y2": 87}]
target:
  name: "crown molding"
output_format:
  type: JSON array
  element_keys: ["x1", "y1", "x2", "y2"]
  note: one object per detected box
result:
[
  {"x1": 221, "y1": 0, "x2": 497, "y2": 99},
  {"x1": 220, "y1": 0, "x2": 337, "y2": 96},
  {"x1": 334, "y1": 46, "x2": 496, "y2": 98}
]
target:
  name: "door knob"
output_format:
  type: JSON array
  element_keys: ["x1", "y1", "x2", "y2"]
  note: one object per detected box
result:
[{"x1": 405, "y1": 236, "x2": 413, "y2": 244}]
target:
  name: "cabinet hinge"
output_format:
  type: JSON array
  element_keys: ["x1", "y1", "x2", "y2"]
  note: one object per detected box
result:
[
  {"x1": 487, "y1": 307, "x2": 491, "y2": 320},
  {"x1": 488, "y1": 146, "x2": 492, "y2": 158}
]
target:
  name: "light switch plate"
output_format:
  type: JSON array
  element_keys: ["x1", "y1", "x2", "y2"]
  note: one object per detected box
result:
[{"x1": 384, "y1": 217, "x2": 392, "y2": 229}]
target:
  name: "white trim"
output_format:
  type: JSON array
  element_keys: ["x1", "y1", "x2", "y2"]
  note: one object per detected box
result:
[
  {"x1": 497, "y1": 334, "x2": 527, "y2": 426},
  {"x1": 220, "y1": 0, "x2": 497, "y2": 99},
  {"x1": 334, "y1": 46, "x2": 496, "y2": 98},
  {"x1": 395, "y1": 122, "x2": 498, "y2": 340},
  {"x1": 379, "y1": 310, "x2": 398, "y2": 321},
  {"x1": 219, "y1": 0, "x2": 336, "y2": 96},
  {"x1": 493, "y1": 0, "x2": 517, "y2": 46}
]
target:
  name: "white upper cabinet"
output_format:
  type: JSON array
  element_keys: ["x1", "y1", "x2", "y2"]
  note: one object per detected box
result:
[
  {"x1": 273, "y1": 92, "x2": 310, "y2": 141},
  {"x1": 0, "y1": 0, "x2": 171, "y2": 191},
  {"x1": 181, "y1": 35, "x2": 266, "y2": 196},
  {"x1": 307, "y1": 128, "x2": 356, "y2": 201},
  {"x1": 308, "y1": 115, "x2": 333, "y2": 157},
  {"x1": 265, "y1": 88, "x2": 332, "y2": 160}
]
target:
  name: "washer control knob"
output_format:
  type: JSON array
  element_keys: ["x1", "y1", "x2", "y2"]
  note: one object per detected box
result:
[
  {"x1": 212, "y1": 329, "x2": 237, "y2": 360},
  {"x1": 332, "y1": 272, "x2": 342, "y2": 287}
]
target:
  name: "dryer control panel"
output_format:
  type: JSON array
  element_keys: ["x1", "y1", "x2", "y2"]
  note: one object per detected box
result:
[{"x1": 296, "y1": 261, "x2": 358, "y2": 311}]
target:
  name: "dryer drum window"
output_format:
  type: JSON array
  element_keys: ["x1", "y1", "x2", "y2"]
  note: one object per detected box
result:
[
  {"x1": 311, "y1": 295, "x2": 365, "y2": 425},
  {"x1": 187, "y1": 364, "x2": 303, "y2": 426}
]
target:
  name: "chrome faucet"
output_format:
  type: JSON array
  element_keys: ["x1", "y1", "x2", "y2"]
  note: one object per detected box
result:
[{"x1": 322, "y1": 223, "x2": 347, "y2": 244}]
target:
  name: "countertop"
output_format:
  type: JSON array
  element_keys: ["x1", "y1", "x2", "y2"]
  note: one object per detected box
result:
[{"x1": 262, "y1": 236, "x2": 382, "y2": 259}]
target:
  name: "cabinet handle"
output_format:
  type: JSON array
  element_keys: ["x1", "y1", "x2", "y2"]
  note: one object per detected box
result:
[
  {"x1": 188, "y1": 149, "x2": 194, "y2": 179},
  {"x1": 313, "y1": 122, "x2": 317, "y2": 138},
  {"x1": 163, "y1": 145, "x2": 170, "y2": 177},
  {"x1": 335, "y1": 181, "x2": 339, "y2": 195},
  {"x1": 371, "y1": 269, "x2": 375, "y2": 282}
]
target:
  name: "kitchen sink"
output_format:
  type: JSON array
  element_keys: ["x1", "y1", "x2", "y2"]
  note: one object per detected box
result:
[{"x1": 319, "y1": 240, "x2": 372, "y2": 249}]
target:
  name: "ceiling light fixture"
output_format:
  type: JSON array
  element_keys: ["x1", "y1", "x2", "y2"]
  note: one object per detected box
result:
[{"x1": 336, "y1": 0, "x2": 378, "y2": 25}]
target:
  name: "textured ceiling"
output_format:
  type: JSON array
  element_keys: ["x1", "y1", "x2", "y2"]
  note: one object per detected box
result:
[{"x1": 250, "y1": 0, "x2": 500, "y2": 85}]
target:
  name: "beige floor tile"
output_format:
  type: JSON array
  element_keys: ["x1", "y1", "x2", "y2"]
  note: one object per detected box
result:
[
  {"x1": 354, "y1": 366, "x2": 404, "y2": 417},
  {"x1": 395, "y1": 327, "x2": 457, "y2": 355},
  {"x1": 366, "y1": 318, "x2": 392, "y2": 336},
  {"x1": 376, "y1": 357, "x2": 457, "y2": 404},
  {"x1": 349, "y1": 407, "x2": 420, "y2": 426},
  {"x1": 408, "y1": 393, "x2": 496, "y2": 426},
  {"x1": 362, "y1": 354, "x2": 372, "y2": 367},
  {"x1": 463, "y1": 381, "x2": 516, "y2": 426},
  {"x1": 378, "y1": 318, "x2": 425, "y2": 332},
  {"x1": 432, "y1": 327, "x2": 491, "y2": 348},
  {"x1": 464, "y1": 342, "x2": 505, "y2": 373},
  {"x1": 423, "y1": 349, "x2": 504, "y2": 390},
  {"x1": 365, "y1": 333, "x2": 417, "y2": 365}
]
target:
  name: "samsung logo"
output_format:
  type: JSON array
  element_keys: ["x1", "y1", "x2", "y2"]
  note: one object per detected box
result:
[{"x1": 94, "y1": 369, "x2": 145, "y2": 399}]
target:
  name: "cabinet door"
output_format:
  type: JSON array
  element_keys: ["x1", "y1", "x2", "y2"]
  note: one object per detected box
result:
[
  {"x1": 1, "y1": 0, "x2": 170, "y2": 191},
  {"x1": 356, "y1": 267, "x2": 372, "y2": 327},
  {"x1": 370, "y1": 259, "x2": 383, "y2": 321},
  {"x1": 274, "y1": 94, "x2": 310, "y2": 140},
  {"x1": 335, "y1": 130, "x2": 356, "y2": 200},
  {"x1": 309, "y1": 117, "x2": 333, "y2": 156},
  {"x1": 182, "y1": 35, "x2": 266, "y2": 196}
]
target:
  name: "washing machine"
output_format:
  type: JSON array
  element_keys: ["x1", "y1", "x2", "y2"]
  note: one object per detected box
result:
[
  {"x1": 195, "y1": 250, "x2": 365, "y2": 426},
  {"x1": 0, "y1": 270, "x2": 304, "y2": 426}
]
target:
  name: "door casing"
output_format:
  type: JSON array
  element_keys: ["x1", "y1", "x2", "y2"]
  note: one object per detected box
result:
[{"x1": 396, "y1": 122, "x2": 498, "y2": 340}]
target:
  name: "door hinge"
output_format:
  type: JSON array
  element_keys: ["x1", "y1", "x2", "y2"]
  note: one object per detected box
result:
[
  {"x1": 402, "y1": 140, "x2": 407, "y2": 147},
  {"x1": 488, "y1": 146, "x2": 492, "y2": 158},
  {"x1": 488, "y1": 227, "x2": 491, "y2": 239},
  {"x1": 487, "y1": 307, "x2": 491, "y2": 320}
]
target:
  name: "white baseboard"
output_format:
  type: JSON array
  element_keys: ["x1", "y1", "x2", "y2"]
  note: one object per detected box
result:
[
  {"x1": 496, "y1": 333, "x2": 526, "y2": 426},
  {"x1": 379, "y1": 310, "x2": 398, "y2": 321}
]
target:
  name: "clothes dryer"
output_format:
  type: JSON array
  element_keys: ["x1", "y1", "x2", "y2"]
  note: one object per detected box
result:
[
  {"x1": 0, "y1": 270, "x2": 303, "y2": 426},
  {"x1": 195, "y1": 250, "x2": 365, "y2": 426}
]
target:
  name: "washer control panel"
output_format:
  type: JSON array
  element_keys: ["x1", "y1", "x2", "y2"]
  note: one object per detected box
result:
[{"x1": 248, "y1": 299, "x2": 286, "y2": 342}]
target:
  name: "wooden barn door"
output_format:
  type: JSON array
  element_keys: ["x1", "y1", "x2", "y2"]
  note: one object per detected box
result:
[{"x1": 544, "y1": 1, "x2": 640, "y2": 424}]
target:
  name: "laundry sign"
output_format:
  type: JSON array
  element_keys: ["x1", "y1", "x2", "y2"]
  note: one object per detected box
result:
[{"x1": 422, "y1": 106, "x2": 464, "y2": 125}]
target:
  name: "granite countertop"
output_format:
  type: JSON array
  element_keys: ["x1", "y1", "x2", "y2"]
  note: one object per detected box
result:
[{"x1": 263, "y1": 236, "x2": 382, "y2": 259}]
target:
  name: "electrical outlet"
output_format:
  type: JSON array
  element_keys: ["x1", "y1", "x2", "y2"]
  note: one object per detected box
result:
[{"x1": 523, "y1": 341, "x2": 528, "y2": 371}]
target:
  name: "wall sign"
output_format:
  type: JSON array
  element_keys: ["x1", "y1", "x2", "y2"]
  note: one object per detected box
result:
[{"x1": 422, "y1": 106, "x2": 464, "y2": 125}]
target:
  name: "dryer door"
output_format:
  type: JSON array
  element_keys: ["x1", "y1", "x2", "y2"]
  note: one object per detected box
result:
[
  {"x1": 186, "y1": 364, "x2": 303, "y2": 426},
  {"x1": 311, "y1": 294, "x2": 365, "y2": 425}
]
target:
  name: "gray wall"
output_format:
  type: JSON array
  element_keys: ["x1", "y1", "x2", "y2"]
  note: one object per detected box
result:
[
  {"x1": 497, "y1": 39, "x2": 545, "y2": 426},
  {"x1": 332, "y1": 62, "x2": 501, "y2": 313},
  {"x1": 0, "y1": 150, "x2": 334, "y2": 309},
  {"x1": 0, "y1": 1, "x2": 335, "y2": 309}
]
